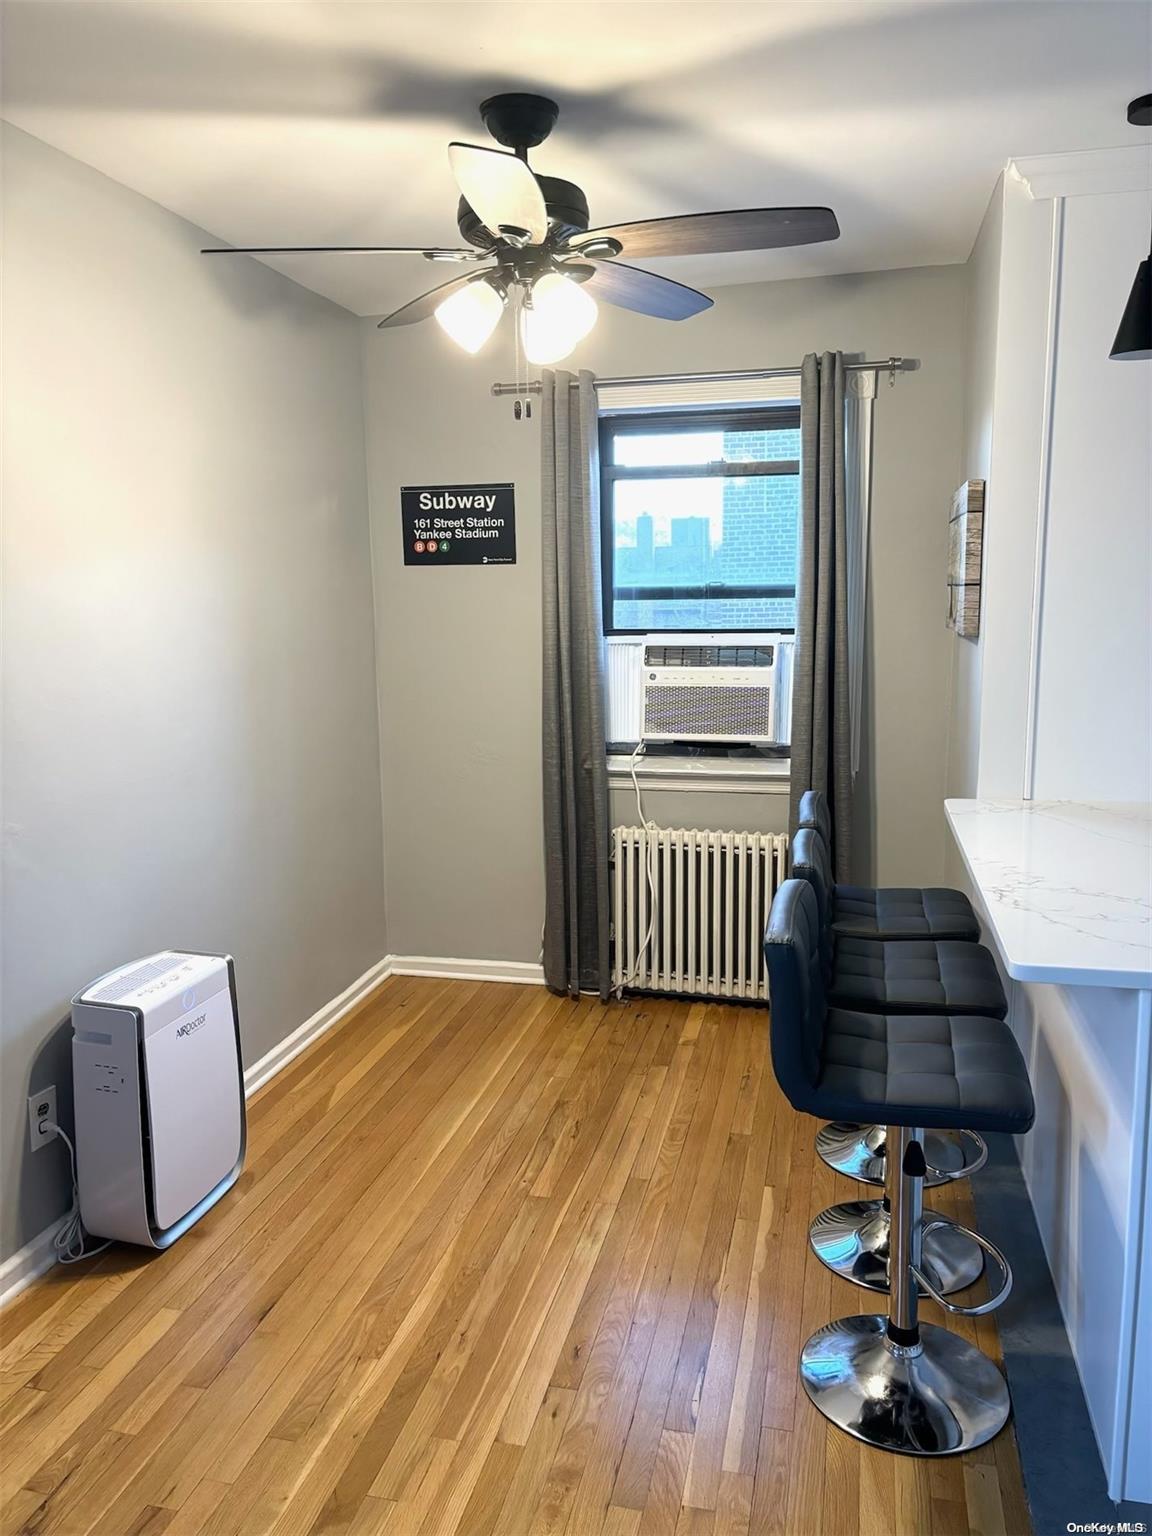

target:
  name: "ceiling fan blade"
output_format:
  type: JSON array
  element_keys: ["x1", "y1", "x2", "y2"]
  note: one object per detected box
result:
[
  {"x1": 201, "y1": 245, "x2": 478, "y2": 259},
  {"x1": 577, "y1": 260, "x2": 712, "y2": 321},
  {"x1": 575, "y1": 207, "x2": 840, "y2": 259},
  {"x1": 377, "y1": 271, "x2": 492, "y2": 329},
  {"x1": 448, "y1": 143, "x2": 548, "y2": 245}
]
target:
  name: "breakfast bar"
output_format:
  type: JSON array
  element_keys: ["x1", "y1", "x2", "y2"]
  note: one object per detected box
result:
[{"x1": 946, "y1": 799, "x2": 1152, "y2": 1503}]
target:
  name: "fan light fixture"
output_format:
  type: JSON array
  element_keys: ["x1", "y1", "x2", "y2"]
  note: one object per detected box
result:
[
  {"x1": 520, "y1": 272, "x2": 599, "y2": 364},
  {"x1": 201, "y1": 92, "x2": 842, "y2": 382},
  {"x1": 1110, "y1": 94, "x2": 1152, "y2": 362},
  {"x1": 433, "y1": 277, "x2": 505, "y2": 353}
]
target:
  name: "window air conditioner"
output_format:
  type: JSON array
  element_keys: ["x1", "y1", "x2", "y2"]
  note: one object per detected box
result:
[
  {"x1": 637, "y1": 633, "x2": 792, "y2": 747},
  {"x1": 72, "y1": 951, "x2": 245, "y2": 1249},
  {"x1": 606, "y1": 633, "x2": 794, "y2": 747}
]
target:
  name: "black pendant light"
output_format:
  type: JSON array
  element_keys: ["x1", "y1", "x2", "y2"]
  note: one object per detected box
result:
[{"x1": 1110, "y1": 94, "x2": 1152, "y2": 362}]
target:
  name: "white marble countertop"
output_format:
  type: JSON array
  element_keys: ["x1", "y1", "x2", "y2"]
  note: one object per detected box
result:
[{"x1": 945, "y1": 800, "x2": 1152, "y2": 989}]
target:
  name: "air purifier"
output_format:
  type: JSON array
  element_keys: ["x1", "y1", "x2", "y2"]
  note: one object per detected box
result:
[{"x1": 72, "y1": 950, "x2": 245, "y2": 1248}]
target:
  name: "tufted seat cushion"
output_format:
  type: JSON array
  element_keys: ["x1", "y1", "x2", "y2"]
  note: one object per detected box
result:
[
  {"x1": 816, "y1": 1009, "x2": 1034, "y2": 1132},
  {"x1": 832, "y1": 886, "x2": 980, "y2": 942},
  {"x1": 830, "y1": 937, "x2": 1007, "y2": 1018},
  {"x1": 763, "y1": 881, "x2": 1032, "y2": 1133}
]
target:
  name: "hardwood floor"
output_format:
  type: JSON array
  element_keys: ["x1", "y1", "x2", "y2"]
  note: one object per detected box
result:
[{"x1": 0, "y1": 977, "x2": 1032, "y2": 1536}]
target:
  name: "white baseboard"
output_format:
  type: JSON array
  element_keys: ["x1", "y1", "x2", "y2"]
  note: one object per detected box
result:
[
  {"x1": 0, "y1": 1224, "x2": 61, "y2": 1312},
  {"x1": 242, "y1": 956, "x2": 543, "y2": 1097},
  {"x1": 0, "y1": 952, "x2": 542, "y2": 1311},
  {"x1": 389, "y1": 955, "x2": 546, "y2": 986},
  {"x1": 243, "y1": 955, "x2": 394, "y2": 1097}
]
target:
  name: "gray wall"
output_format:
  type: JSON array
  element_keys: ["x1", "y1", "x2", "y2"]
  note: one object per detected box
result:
[
  {"x1": 607, "y1": 783, "x2": 790, "y2": 838},
  {"x1": 1, "y1": 127, "x2": 388, "y2": 1263},
  {"x1": 362, "y1": 263, "x2": 967, "y2": 963},
  {"x1": 944, "y1": 181, "x2": 1002, "y2": 882}
]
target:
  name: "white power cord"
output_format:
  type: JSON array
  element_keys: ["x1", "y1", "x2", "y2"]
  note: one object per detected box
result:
[
  {"x1": 617, "y1": 740, "x2": 660, "y2": 994},
  {"x1": 41, "y1": 1122, "x2": 113, "y2": 1265}
]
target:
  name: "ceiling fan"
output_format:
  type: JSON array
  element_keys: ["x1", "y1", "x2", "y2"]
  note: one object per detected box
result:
[{"x1": 203, "y1": 93, "x2": 840, "y2": 364}]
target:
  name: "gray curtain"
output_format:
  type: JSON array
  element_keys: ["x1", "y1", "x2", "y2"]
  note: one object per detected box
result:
[
  {"x1": 541, "y1": 368, "x2": 611, "y2": 999},
  {"x1": 789, "y1": 352, "x2": 853, "y2": 880}
]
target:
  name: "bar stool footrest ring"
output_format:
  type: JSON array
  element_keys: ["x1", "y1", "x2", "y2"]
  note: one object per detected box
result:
[
  {"x1": 914, "y1": 1219, "x2": 1012, "y2": 1315},
  {"x1": 810, "y1": 1201, "x2": 985, "y2": 1295},
  {"x1": 815, "y1": 1123, "x2": 987, "y2": 1187},
  {"x1": 925, "y1": 1129, "x2": 988, "y2": 1183}
]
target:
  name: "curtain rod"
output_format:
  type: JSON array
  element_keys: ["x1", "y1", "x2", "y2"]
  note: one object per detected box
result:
[{"x1": 490, "y1": 356, "x2": 918, "y2": 396}]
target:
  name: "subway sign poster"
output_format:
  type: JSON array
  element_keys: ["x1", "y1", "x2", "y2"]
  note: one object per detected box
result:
[{"x1": 401, "y1": 483, "x2": 516, "y2": 567}]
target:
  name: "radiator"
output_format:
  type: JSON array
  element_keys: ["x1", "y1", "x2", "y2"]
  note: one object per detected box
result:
[{"x1": 611, "y1": 827, "x2": 790, "y2": 1002}]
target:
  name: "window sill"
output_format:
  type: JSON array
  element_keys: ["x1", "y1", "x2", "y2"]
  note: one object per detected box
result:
[{"x1": 606, "y1": 755, "x2": 791, "y2": 795}]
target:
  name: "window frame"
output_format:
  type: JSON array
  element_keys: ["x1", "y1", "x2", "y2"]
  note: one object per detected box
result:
[{"x1": 598, "y1": 404, "x2": 802, "y2": 637}]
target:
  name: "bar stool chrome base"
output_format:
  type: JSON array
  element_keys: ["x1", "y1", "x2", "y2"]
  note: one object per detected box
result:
[
  {"x1": 800, "y1": 1316, "x2": 1010, "y2": 1456},
  {"x1": 816, "y1": 1122, "x2": 969, "y2": 1187},
  {"x1": 810, "y1": 1201, "x2": 984, "y2": 1295}
]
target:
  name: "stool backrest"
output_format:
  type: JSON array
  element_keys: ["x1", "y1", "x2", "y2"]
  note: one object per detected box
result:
[
  {"x1": 796, "y1": 788, "x2": 832, "y2": 846},
  {"x1": 790, "y1": 828, "x2": 834, "y2": 964},
  {"x1": 763, "y1": 878, "x2": 825, "y2": 1108}
]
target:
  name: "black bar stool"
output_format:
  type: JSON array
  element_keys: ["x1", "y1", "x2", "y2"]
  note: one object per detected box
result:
[
  {"x1": 792, "y1": 825, "x2": 1003, "y2": 1193},
  {"x1": 790, "y1": 825, "x2": 1003, "y2": 1291},
  {"x1": 793, "y1": 829, "x2": 1005, "y2": 1020},
  {"x1": 764, "y1": 879, "x2": 1033, "y2": 1455},
  {"x1": 795, "y1": 785, "x2": 983, "y2": 1184},
  {"x1": 796, "y1": 790, "x2": 981, "y2": 942}
]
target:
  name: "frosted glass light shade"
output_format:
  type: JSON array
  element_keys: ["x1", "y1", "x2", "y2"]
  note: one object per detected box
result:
[
  {"x1": 521, "y1": 272, "x2": 598, "y2": 364},
  {"x1": 434, "y1": 279, "x2": 505, "y2": 353}
]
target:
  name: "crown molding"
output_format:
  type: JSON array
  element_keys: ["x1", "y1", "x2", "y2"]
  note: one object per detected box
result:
[{"x1": 1009, "y1": 145, "x2": 1152, "y2": 201}]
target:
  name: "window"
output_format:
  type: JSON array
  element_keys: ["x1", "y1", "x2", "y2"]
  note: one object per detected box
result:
[{"x1": 599, "y1": 406, "x2": 800, "y2": 634}]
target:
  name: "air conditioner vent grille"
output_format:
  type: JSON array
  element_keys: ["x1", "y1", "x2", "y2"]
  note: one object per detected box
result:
[
  {"x1": 643, "y1": 685, "x2": 774, "y2": 739},
  {"x1": 644, "y1": 644, "x2": 774, "y2": 669}
]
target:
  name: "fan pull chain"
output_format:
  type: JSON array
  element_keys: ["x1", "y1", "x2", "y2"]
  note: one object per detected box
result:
[
  {"x1": 511, "y1": 288, "x2": 531, "y2": 421},
  {"x1": 512, "y1": 289, "x2": 523, "y2": 420},
  {"x1": 522, "y1": 294, "x2": 532, "y2": 419}
]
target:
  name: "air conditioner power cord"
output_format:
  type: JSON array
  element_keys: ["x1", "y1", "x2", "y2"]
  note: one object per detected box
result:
[{"x1": 616, "y1": 740, "x2": 661, "y2": 996}]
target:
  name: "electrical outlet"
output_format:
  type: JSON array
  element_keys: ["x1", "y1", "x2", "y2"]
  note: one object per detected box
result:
[{"x1": 28, "y1": 1086, "x2": 58, "y2": 1151}]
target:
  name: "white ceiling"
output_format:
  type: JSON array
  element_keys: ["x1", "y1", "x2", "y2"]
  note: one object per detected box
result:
[{"x1": 3, "y1": 1, "x2": 1149, "y2": 317}]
